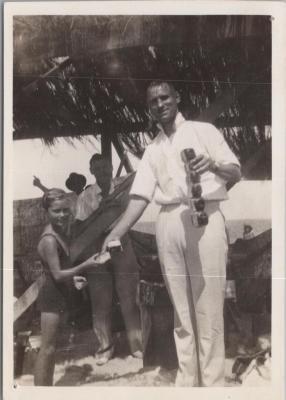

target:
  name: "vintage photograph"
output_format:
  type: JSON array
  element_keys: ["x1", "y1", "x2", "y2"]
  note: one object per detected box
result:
[{"x1": 6, "y1": 5, "x2": 277, "y2": 393}]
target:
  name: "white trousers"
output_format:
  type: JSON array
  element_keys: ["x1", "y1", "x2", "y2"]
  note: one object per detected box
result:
[{"x1": 156, "y1": 202, "x2": 227, "y2": 386}]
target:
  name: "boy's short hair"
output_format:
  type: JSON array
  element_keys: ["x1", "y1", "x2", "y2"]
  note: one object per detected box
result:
[{"x1": 89, "y1": 153, "x2": 111, "y2": 166}]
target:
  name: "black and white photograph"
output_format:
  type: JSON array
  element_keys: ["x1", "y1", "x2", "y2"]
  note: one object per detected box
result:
[{"x1": 3, "y1": 2, "x2": 285, "y2": 399}]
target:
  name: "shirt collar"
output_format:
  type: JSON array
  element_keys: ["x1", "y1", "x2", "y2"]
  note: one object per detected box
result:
[
  {"x1": 174, "y1": 112, "x2": 186, "y2": 128},
  {"x1": 157, "y1": 112, "x2": 186, "y2": 137}
]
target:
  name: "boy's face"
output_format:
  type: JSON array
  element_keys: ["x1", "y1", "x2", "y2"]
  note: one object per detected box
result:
[{"x1": 48, "y1": 199, "x2": 71, "y2": 233}]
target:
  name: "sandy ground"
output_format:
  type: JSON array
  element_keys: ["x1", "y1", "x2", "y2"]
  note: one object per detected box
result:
[
  {"x1": 15, "y1": 330, "x2": 242, "y2": 387},
  {"x1": 15, "y1": 306, "x2": 272, "y2": 388},
  {"x1": 17, "y1": 356, "x2": 239, "y2": 387}
]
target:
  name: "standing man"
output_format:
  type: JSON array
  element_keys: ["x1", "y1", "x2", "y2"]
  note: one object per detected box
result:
[
  {"x1": 102, "y1": 81, "x2": 241, "y2": 386},
  {"x1": 76, "y1": 154, "x2": 142, "y2": 365}
]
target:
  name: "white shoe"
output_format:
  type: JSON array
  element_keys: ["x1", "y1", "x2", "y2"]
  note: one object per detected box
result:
[{"x1": 94, "y1": 344, "x2": 114, "y2": 366}]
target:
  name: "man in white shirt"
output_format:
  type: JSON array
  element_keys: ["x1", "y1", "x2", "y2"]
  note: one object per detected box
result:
[
  {"x1": 102, "y1": 81, "x2": 241, "y2": 386},
  {"x1": 78, "y1": 154, "x2": 142, "y2": 365}
]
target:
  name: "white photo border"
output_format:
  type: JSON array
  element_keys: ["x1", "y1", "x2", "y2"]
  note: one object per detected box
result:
[{"x1": 4, "y1": 2, "x2": 286, "y2": 399}]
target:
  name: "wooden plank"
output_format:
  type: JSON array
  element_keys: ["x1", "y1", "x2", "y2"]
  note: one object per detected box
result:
[
  {"x1": 14, "y1": 275, "x2": 45, "y2": 322},
  {"x1": 116, "y1": 158, "x2": 125, "y2": 177}
]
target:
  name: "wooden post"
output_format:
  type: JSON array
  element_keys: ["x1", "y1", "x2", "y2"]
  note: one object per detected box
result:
[
  {"x1": 116, "y1": 159, "x2": 125, "y2": 177},
  {"x1": 101, "y1": 133, "x2": 112, "y2": 163},
  {"x1": 111, "y1": 132, "x2": 133, "y2": 173}
]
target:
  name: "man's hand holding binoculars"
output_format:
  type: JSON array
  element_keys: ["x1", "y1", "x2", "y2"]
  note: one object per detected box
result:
[
  {"x1": 181, "y1": 148, "x2": 209, "y2": 228},
  {"x1": 188, "y1": 154, "x2": 219, "y2": 175}
]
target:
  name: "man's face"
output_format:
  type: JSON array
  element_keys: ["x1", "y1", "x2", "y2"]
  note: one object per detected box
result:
[
  {"x1": 90, "y1": 159, "x2": 113, "y2": 191},
  {"x1": 147, "y1": 83, "x2": 179, "y2": 126}
]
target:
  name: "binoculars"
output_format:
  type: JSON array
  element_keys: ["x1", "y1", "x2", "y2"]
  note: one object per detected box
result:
[{"x1": 181, "y1": 148, "x2": 208, "y2": 227}]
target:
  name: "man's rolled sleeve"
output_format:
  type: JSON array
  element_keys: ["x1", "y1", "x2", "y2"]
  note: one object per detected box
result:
[{"x1": 130, "y1": 149, "x2": 157, "y2": 202}]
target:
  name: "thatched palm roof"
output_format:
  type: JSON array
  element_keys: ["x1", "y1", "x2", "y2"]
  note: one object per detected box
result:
[{"x1": 13, "y1": 15, "x2": 271, "y2": 177}]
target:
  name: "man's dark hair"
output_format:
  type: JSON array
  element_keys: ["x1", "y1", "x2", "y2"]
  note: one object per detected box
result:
[
  {"x1": 89, "y1": 153, "x2": 109, "y2": 166},
  {"x1": 146, "y1": 80, "x2": 177, "y2": 95}
]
